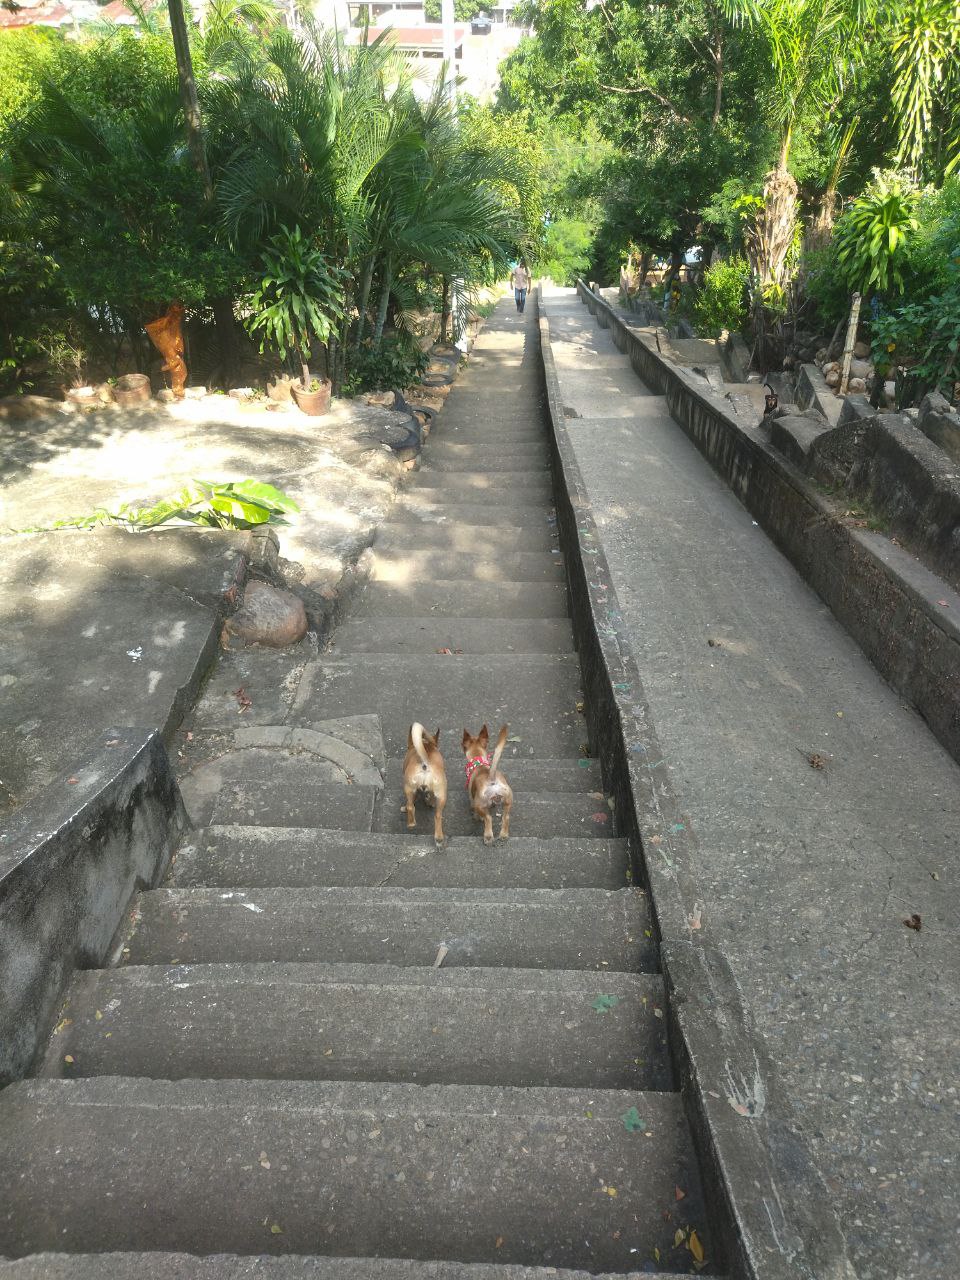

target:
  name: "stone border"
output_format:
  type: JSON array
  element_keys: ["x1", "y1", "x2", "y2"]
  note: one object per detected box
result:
[
  {"x1": 0, "y1": 729, "x2": 186, "y2": 1085},
  {"x1": 575, "y1": 281, "x2": 960, "y2": 766},
  {"x1": 536, "y1": 289, "x2": 855, "y2": 1280}
]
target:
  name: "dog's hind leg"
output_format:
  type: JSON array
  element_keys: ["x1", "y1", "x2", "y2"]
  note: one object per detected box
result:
[
  {"x1": 433, "y1": 794, "x2": 446, "y2": 848},
  {"x1": 481, "y1": 807, "x2": 494, "y2": 846},
  {"x1": 499, "y1": 794, "x2": 512, "y2": 841},
  {"x1": 404, "y1": 783, "x2": 417, "y2": 830}
]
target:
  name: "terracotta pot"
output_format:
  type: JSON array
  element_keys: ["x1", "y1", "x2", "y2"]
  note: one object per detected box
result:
[
  {"x1": 292, "y1": 379, "x2": 331, "y2": 416},
  {"x1": 113, "y1": 373, "x2": 152, "y2": 407}
]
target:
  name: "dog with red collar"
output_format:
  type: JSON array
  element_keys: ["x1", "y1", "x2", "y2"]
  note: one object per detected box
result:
[{"x1": 461, "y1": 723, "x2": 512, "y2": 845}]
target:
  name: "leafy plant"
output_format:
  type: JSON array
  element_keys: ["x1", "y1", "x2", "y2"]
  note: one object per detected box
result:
[
  {"x1": 537, "y1": 216, "x2": 594, "y2": 285},
  {"x1": 342, "y1": 334, "x2": 428, "y2": 397},
  {"x1": 246, "y1": 226, "x2": 346, "y2": 390},
  {"x1": 694, "y1": 257, "x2": 750, "y2": 337},
  {"x1": 834, "y1": 174, "x2": 919, "y2": 296},
  {"x1": 19, "y1": 480, "x2": 299, "y2": 533}
]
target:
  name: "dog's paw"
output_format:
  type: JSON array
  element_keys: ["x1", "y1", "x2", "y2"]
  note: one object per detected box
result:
[
  {"x1": 434, "y1": 838, "x2": 445, "y2": 851},
  {"x1": 483, "y1": 833, "x2": 494, "y2": 846}
]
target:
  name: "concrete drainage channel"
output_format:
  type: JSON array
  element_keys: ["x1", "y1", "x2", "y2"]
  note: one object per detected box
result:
[{"x1": 0, "y1": 299, "x2": 844, "y2": 1279}]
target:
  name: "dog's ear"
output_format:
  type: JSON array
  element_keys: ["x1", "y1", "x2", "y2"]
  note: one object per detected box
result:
[
  {"x1": 479, "y1": 724, "x2": 489, "y2": 745},
  {"x1": 407, "y1": 725, "x2": 414, "y2": 747},
  {"x1": 434, "y1": 727, "x2": 441, "y2": 745},
  {"x1": 461, "y1": 728, "x2": 471, "y2": 750}
]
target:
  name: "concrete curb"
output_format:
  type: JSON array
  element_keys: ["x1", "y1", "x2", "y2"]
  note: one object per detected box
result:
[
  {"x1": 0, "y1": 729, "x2": 186, "y2": 1084},
  {"x1": 536, "y1": 288, "x2": 856, "y2": 1280},
  {"x1": 575, "y1": 281, "x2": 960, "y2": 767}
]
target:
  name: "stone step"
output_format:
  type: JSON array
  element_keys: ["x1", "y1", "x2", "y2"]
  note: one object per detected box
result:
[
  {"x1": 395, "y1": 498, "x2": 555, "y2": 529},
  {"x1": 370, "y1": 549, "x2": 565, "y2": 585},
  {"x1": 44, "y1": 964, "x2": 672, "y2": 1090},
  {"x1": 169, "y1": 829, "x2": 629, "y2": 891},
  {"x1": 354, "y1": 580, "x2": 567, "y2": 620},
  {"x1": 0, "y1": 1077, "x2": 711, "y2": 1272},
  {"x1": 376, "y1": 790, "x2": 615, "y2": 840},
  {"x1": 383, "y1": 756, "x2": 602, "y2": 792},
  {"x1": 425, "y1": 455, "x2": 549, "y2": 474},
  {"x1": 332, "y1": 616, "x2": 574, "y2": 655},
  {"x1": 179, "y1": 753, "x2": 382, "y2": 829},
  {"x1": 372, "y1": 520, "x2": 558, "y2": 553},
  {"x1": 200, "y1": 780, "x2": 380, "y2": 831},
  {"x1": 411, "y1": 473, "x2": 553, "y2": 501},
  {"x1": 426, "y1": 439, "x2": 548, "y2": 462},
  {"x1": 0, "y1": 1254, "x2": 693, "y2": 1280},
  {"x1": 122, "y1": 886, "x2": 655, "y2": 970},
  {"x1": 288, "y1": 655, "x2": 585, "y2": 756}
]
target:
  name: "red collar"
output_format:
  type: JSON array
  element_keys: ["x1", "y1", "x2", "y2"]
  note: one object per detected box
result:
[{"x1": 465, "y1": 754, "x2": 490, "y2": 787}]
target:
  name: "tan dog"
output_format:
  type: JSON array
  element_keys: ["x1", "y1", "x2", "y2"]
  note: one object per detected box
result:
[
  {"x1": 461, "y1": 723, "x2": 512, "y2": 844},
  {"x1": 403, "y1": 722, "x2": 447, "y2": 847}
]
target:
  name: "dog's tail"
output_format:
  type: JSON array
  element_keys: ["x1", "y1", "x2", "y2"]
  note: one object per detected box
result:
[
  {"x1": 410, "y1": 722, "x2": 430, "y2": 769},
  {"x1": 488, "y1": 724, "x2": 508, "y2": 779}
]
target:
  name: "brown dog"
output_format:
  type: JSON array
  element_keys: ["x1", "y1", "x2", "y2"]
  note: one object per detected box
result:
[
  {"x1": 403, "y1": 722, "x2": 447, "y2": 848},
  {"x1": 461, "y1": 723, "x2": 512, "y2": 844}
]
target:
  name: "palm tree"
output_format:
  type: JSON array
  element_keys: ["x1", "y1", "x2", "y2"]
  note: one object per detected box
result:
[
  {"x1": 722, "y1": 0, "x2": 876, "y2": 293},
  {"x1": 889, "y1": 0, "x2": 960, "y2": 180}
]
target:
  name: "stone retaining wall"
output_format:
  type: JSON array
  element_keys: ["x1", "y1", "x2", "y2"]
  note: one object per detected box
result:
[{"x1": 0, "y1": 729, "x2": 185, "y2": 1084}]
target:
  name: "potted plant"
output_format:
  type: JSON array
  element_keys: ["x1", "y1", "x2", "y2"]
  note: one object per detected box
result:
[{"x1": 246, "y1": 226, "x2": 345, "y2": 418}]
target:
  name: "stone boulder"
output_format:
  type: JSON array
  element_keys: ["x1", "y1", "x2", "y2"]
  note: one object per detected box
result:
[{"x1": 222, "y1": 579, "x2": 307, "y2": 650}]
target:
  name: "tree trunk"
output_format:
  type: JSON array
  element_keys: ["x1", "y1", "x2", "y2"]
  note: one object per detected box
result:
[
  {"x1": 166, "y1": 0, "x2": 212, "y2": 199},
  {"x1": 353, "y1": 256, "x2": 376, "y2": 350},
  {"x1": 373, "y1": 254, "x2": 393, "y2": 350},
  {"x1": 439, "y1": 275, "x2": 450, "y2": 343}
]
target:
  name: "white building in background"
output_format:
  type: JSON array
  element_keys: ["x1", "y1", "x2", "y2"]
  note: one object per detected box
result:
[{"x1": 341, "y1": 12, "x2": 526, "y2": 101}]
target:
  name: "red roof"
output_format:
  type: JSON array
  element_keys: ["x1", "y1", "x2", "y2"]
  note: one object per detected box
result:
[
  {"x1": 356, "y1": 23, "x2": 467, "y2": 47},
  {"x1": 0, "y1": 2, "x2": 69, "y2": 27}
]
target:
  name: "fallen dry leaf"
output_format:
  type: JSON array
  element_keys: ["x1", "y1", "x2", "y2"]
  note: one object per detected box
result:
[
  {"x1": 688, "y1": 1229, "x2": 705, "y2": 1263},
  {"x1": 675, "y1": 1186, "x2": 687, "y2": 1201},
  {"x1": 495, "y1": 1236, "x2": 504, "y2": 1249},
  {"x1": 234, "y1": 686, "x2": 252, "y2": 712},
  {"x1": 903, "y1": 913, "x2": 922, "y2": 932}
]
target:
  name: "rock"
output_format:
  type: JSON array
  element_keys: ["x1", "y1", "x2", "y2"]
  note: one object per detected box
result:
[
  {"x1": 156, "y1": 389, "x2": 178, "y2": 403},
  {"x1": 815, "y1": 348, "x2": 829, "y2": 368},
  {"x1": 222, "y1": 579, "x2": 307, "y2": 650},
  {"x1": 849, "y1": 377, "x2": 867, "y2": 393},
  {"x1": 229, "y1": 387, "x2": 254, "y2": 402},
  {"x1": 362, "y1": 391, "x2": 395, "y2": 408},
  {"x1": 0, "y1": 394, "x2": 70, "y2": 421},
  {"x1": 849, "y1": 358, "x2": 872, "y2": 381},
  {"x1": 783, "y1": 355, "x2": 796, "y2": 369},
  {"x1": 854, "y1": 340, "x2": 870, "y2": 359},
  {"x1": 184, "y1": 386, "x2": 208, "y2": 400},
  {"x1": 884, "y1": 380, "x2": 897, "y2": 406},
  {"x1": 825, "y1": 369, "x2": 841, "y2": 388},
  {"x1": 823, "y1": 362, "x2": 840, "y2": 377}
]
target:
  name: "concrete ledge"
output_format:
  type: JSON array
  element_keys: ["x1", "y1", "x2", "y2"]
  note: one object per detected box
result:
[
  {"x1": 0, "y1": 728, "x2": 186, "y2": 1084},
  {"x1": 575, "y1": 281, "x2": 960, "y2": 766},
  {"x1": 537, "y1": 289, "x2": 855, "y2": 1280}
]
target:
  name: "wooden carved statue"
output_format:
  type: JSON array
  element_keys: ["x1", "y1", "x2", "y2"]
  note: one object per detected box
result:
[{"x1": 145, "y1": 302, "x2": 187, "y2": 399}]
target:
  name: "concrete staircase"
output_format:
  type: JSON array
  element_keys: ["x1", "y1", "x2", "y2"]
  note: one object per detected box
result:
[{"x1": 0, "y1": 306, "x2": 719, "y2": 1278}]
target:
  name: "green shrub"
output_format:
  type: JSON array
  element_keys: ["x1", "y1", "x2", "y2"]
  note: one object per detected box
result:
[
  {"x1": 342, "y1": 334, "x2": 428, "y2": 397},
  {"x1": 834, "y1": 173, "x2": 918, "y2": 296},
  {"x1": 693, "y1": 257, "x2": 750, "y2": 338}
]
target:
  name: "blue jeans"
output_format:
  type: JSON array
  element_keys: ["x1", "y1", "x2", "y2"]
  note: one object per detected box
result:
[{"x1": 514, "y1": 287, "x2": 527, "y2": 312}]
